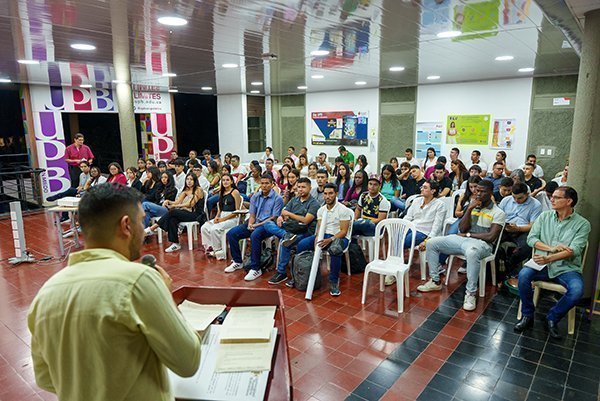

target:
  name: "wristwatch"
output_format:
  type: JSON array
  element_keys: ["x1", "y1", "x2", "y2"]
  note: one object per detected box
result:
[{"x1": 466, "y1": 233, "x2": 471, "y2": 238}]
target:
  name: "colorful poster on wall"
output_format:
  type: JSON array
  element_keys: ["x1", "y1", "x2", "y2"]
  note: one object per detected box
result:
[
  {"x1": 311, "y1": 111, "x2": 368, "y2": 146},
  {"x1": 453, "y1": 0, "x2": 500, "y2": 41},
  {"x1": 491, "y1": 118, "x2": 516, "y2": 149},
  {"x1": 446, "y1": 114, "x2": 491, "y2": 145},
  {"x1": 416, "y1": 122, "x2": 443, "y2": 161}
]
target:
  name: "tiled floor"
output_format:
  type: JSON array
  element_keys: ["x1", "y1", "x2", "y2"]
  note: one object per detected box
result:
[{"x1": 0, "y1": 210, "x2": 598, "y2": 401}]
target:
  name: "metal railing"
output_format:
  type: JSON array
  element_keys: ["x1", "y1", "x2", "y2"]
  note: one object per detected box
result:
[{"x1": 0, "y1": 154, "x2": 44, "y2": 214}]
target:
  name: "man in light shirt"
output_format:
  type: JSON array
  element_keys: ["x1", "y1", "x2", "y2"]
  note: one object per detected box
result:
[
  {"x1": 519, "y1": 154, "x2": 544, "y2": 178},
  {"x1": 230, "y1": 155, "x2": 248, "y2": 183},
  {"x1": 467, "y1": 150, "x2": 488, "y2": 177},
  {"x1": 28, "y1": 183, "x2": 201, "y2": 401},
  {"x1": 173, "y1": 158, "x2": 186, "y2": 197}
]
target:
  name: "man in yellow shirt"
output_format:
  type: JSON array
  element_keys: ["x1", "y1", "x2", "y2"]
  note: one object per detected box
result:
[{"x1": 28, "y1": 183, "x2": 202, "y2": 401}]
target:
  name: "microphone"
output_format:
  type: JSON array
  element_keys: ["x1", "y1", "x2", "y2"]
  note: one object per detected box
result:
[{"x1": 140, "y1": 254, "x2": 158, "y2": 271}]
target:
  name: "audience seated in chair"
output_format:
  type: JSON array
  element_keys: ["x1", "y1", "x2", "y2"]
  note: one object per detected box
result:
[
  {"x1": 431, "y1": 162, "x2": 453, "y2": 197},
  {"x1": 380, "y1": 164, "x2": 404, "y2": 211},
  {"x1": 125, "y1": 166, "x2": 142, "y2": 191},
  {"x1": 311, "y1": 168, "x2": 329, "y2": 206},
  {"x1": 514, "y1": 186, "x2": 590, "y2": 339},
  {"x1": 419, "y1": 180, "x2": 505, "y2": 311},
  {"x1": 141, "y1": 171, "x2": 177, "y2": 228},
  {"x1": 342, "y1": 170, "x2": 368, "y2": 210},
  {"x1": 352, "y1": 177, "x2": 390, "y2": 237},
  {"x1": 493, "y1": 177, "x2": 513, "y2": 203}
]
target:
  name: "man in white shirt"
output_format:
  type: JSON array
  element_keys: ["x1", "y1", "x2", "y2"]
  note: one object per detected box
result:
[
  {"x1": 230, "y1": 155, "x2": 248, "y2": 183},
  {"x1": 259, "y1": 146, "x2": 275, "y2": 163},
  {"x1": 189, "y1": 162, "x2": 210, "y2": 194},
  {"x1": 519, "y1": 154, "x2": 544, "y2": 178},
  {"x1": 287, "y1": 146, "x2": 299, "y2": 164},
  {"x1": 398, "y1": 148, "x2": 420, "y2": 167},
  {"x1": 449, "y1": 147, "x2": 462, "y2": 167},
  {"x1": 467, "y1": 150, "x2": 488, "y2": 177},
  {"x1": 294, "y1": 183, "x2": 352, "y2": 296},
  {"x1": 316, "y1": 153, "x2": 333, "y2": 174},
  {"x1": 173, "y1": 159, "x2": 186, "y2": 196},
  {"x1": 552, "y1": 165, "x2": 568, "y2": 186}
]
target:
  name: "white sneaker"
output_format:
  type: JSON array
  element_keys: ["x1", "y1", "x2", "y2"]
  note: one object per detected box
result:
[
  {"x1": 224, "y1": 262, "x2": 243, "y2": 273},
  {"x1": 144, "y1": 227, "x2": 154, "y2": 236},
  {"x1": 384, "y1": 275, "x2": 396, "y2": 286},
  {"x1": 244, "y1": 269, "x2": 262, "y2": 281},
  {"x1": 457, "y1": 266, "x2": 467, "y2": 274},
  {"x1": 214, "y1": 250, "x2": 227, "y2": 260},
  {"x1": 417, "y1": 279, "x2": 443, "y2": 292},
  {"x1": 463, "y1": 293, "x2": 477, "y2": 311},
  {"x1": 165, "y1": 243, "x2": 181, "y2": 253}
]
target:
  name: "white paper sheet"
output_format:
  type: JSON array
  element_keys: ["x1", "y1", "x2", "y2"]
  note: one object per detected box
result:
[
  {"x1": 219, "y1": 306, "x2": 276, "y2": 343},
  {"x1": 524, "y1": 258, "x2": 546, "y2": 271},
  {"x1": 178, "y1": 301, "x2": 227, "y2": 333}
]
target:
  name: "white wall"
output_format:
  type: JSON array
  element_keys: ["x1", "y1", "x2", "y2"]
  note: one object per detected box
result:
[
  {"x1": 305, "y1": 88, "x2": 379, "y2": 167},
  {"x1": 217, "y1": 94, "x2": 248, "y2": 159},
  {"x1": 416, "y1": 78, "x2": 534, "y2": 170}
]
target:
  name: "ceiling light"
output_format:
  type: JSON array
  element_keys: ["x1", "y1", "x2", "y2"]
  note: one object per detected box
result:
[
  {"x1": 162, "y1": 72, "x2": 176, "y2": 77},
  {"x1": 518, "y1": 67, "x2": 535, "y2": 72},
  {"x1": 250, "y1": 90, "x2": 260, "y2": 94},
  {"x1": 17, "y1": 59, "x2": 39, "y2": 65},
  {"x1": 436, "y1": 30, "x2": 462, "y2": 38},
  {"x1": 389, "y1": 66, "x2": 405, "y2": 72},
  {"x1": 168, "y1": 88, "x2": 178, "y2": 93},
  {"x1": 201, "y1": 86, "x2": 212, "y2": 90},
  {"x1": 80, "y1": 84, "x2": 92, "y2": 88},
  {"x1": 250, "y1": 81, "x2": 263, "y2": 86},
  {"x1": 0, "y1": 78, "x2": 11, "y2": 83},
  {"x1": 427, "y1": 75, "x2": 441, "y2": 80},
  {"x1": 310, "y1": 50, "x2": 329, "y2": 56},
  {"x1": 495, "y1": 55, "x2": 514, "y2": 61},
  {"x1": 311, "y1": 74, "x2": 324, "y2": 79},
  {"x1": 112, "y1": 79, "x2": 125, "y2": 84},
  {"x1": 70, "y1": 43, "x2": 96, "y2": 51},
  {"x1": 297, "y1": 85, "x2": 308, "y2": 90},
  {"x1": 222, "y1": 63, "x2": 238, "y2": 69},
  {"x1": 157, "y1": 16, "x2": 188, "y2": 26},
  {"x1": 355, "y1": 81, "x2": 367, "y2": 86}
]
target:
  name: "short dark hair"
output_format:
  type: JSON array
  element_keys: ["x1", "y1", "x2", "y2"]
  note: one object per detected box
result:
[
  {"x1": 524, "y1": 162, "x2": 535, "y2": 168},
  {"x1": 472, "y1": 150, "x2": 481, "y2": 156},
  {"x1": 527, "y1": 154, "x2": 536, "y2": 160},
  {"x1": 545, "y1": 181, "x2": 559, "y2": 194},
  {"x1": 288, "y1": 146, "x2": 295, "y2": 151},
  {"x1": 260, "y1": 172, "x2": 274, "y2": 182},
  {"x1": 499, "y1": 177, "x2": 514, "y2": 187},
  {"x1": 174, "y1": 158, "x2": 185, "y2": 166},
  {"x1": 558, "y1": 186, "x2": 578, "y2": 207},
  {"x1": 147, "y1": 158, "x2": 156, "y2": 166},
  {"x1": 469, "y1": 165, "x2": 482, "y2": 173},
  {"x1": 400, "y1": 162, "x2": 411, "y2": 169},
  {"x1": 265, "y1": 146, "x2": 273, "y2": 152},
  {"x1": 512, "y1": 183, "x2": 528, "y2": 195},
  {"x1": 297, "y1": 177, "x2": 311, "y2": 186},
  {"x1": 319, "y1": 152, "x2": 327, "y2": 157},
  {"x1": 316, "y1": 168, "x2": 329, "y2": 177},
  {"x1": 437, "y1": 156, "x2": 447, "y2": 164},
  {"x1": 202, "y1": 149, "x2": 211, "y2": 156},
  {"x1": 493, "y1": 161, "x2": 504, "y2": 168},
  {"x1": 410, "y1": 164, "x2": 421, "y2": 171},
  {"x1": 324, "y1": 183, "x2": 338, "y2": 192},
  {"x1": 434, "y1": 163, "x2": 446, "y2": 171},
  {"x1": 74, "y1": 133, "x2": 84, "y2": 140},
  {"x1": 78, "y1": 184, "x2": 143, "y2": 241},
  {"x1": 425, "y1": 179, "x2": 440, "y2": 196},
  {"x1": 451, "y1": 147, "x2": 460, "y2": 154},
  {"x1": 231, "y1": 155, "x2": 240, "y2": 161},
  {"x1": 338, "y1": 145, "x2": 346, "y2": 152},
  {"x1": 477, "y1": 180, "x2": 494, "y2": 192},
  {"x1": 405, "y1": 148, "x2": 413, "y2": 153},
  {"x1": 188, "y1": 159, "x2": 200, "y2": 168},
  {"x1": 79, "y1": 160, "x2": 89, "y2": 167},
  {"x1": 157, "y1": 160, "x2": 167, "y2": 168}
]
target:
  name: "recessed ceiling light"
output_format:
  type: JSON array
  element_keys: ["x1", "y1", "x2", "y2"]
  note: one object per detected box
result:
[
  {"x1": 157, "y1": 16, "x2": 188, "y2": 26},
  {"x1": 0, "y1": 78, "x2": 11, "y2": 83},
  {"x1": 112, "y1": 79, "x2": 125, "y2": 84},
  {"x1": 355, "y1": 81, "x2": 367, "y2": 86},
  {"x1": 311, "y1": 74, "x2": 324, "y2": 79},
  {"x1": 70, "y1": 43, "x2": 96, "y2": 51},
  {"x1": 389, "y1": 66, "x2": 405, "y2": 72},
  {"x1": 518, "y1": 67, "x2": 535, "y2": 72},
  {"x1": 310, "y1": 50, "x2": 329, "y2": 56},
  {"x1": 297, "y1": 85, "x2": 308, "y2": 90},
  {"x1": 80, "y1": 84, "x2": 92, "y2": 88},
  {"x1": 201, "y1": 86, "x2": 212, "y2": 90},
  {"x1": 162, "y1": 72, "x2": 176, "y2": 77},
  {"x1": 222, "y1": 63, "x2": 238, "y2": 69},
  {"x1": 17, "y1": 59, "x2": 39, "y2": 65},
  {"x1": 427, "y1": 75, "x2": 441, "y2": 80},
  {"x1": 168, "y1": 88, "x2": 178, "y2": 93},
  {"x1": 495, "y1": 55, "x2": 514, "y2": 61},
  {"x1": 251, "y1": 81, "x2": 263, "y2": 86},
  {"x1": 436, "y1": 30, "x2": 462, "y2": 38},
  {"x1": 250, "y1": 90, "x2": 260, "y2": 94}
]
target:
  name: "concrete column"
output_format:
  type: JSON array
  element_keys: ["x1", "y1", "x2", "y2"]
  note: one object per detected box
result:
[
  {"x1": 567, "y1": 9, "x2": 600, "y2": 298},
  {"x1": 110, "y1": 0, "x2": 138, "y2": 168}
]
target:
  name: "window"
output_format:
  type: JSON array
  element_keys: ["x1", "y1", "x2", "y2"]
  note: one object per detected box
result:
[{"x1": 247, "y1": 96, "x2": 266, "y2": 153}]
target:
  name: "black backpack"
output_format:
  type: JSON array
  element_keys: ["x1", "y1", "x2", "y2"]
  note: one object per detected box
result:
[
  {"x1": 292, "y1": 250, "x2": 321, "y2": 291},
  {"x1": 341, "y1": 242, "x2": 367, "y2": 274},
  {"x1": 242, "y1": 247, "x2": 274, "y2": 272}
]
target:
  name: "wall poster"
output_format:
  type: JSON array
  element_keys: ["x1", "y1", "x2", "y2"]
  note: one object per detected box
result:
[
  {"x1": 415, "y1": 122, "x2": 443, "y2": 161},
  {"x1": 446, "y1": 114, "x2": 490, "y2": 145},
  {"x1": 311, "y1": 110, "x2": 368, "y2": 146},
  {"x1": 491, "y1": 118, "x2": 516, "y2": 149}
]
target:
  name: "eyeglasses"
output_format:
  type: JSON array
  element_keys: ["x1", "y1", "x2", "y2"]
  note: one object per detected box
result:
[{"x1": 550, "y1": 195, "x2": 566, "y2": 200}]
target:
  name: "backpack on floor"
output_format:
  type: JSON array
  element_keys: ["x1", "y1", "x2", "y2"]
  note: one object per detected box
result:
[
  {"x1": 242, "y1": 246, "x2": 274, "y2": 272},
  {"x1": 292, "y1": 250, "x2": 321, "y2": 291},
  {"x1": 341, "y1": 242, "x2": 367, "y2": 274}
]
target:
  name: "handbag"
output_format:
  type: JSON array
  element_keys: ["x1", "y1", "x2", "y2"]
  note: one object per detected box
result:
[{"x1": 282, "y1": 219, "x2": 308, "y2": 234}]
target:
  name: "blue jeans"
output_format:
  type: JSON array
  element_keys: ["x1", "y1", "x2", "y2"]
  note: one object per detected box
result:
[
  {"x1": 353, "y1": 219, "x2": 376, "y2": 236},
  {"x1": 391, "y1": 196, "x2": 405, "y2": 212},
  {"x1": 440, "y1": 217, "x2": 462, "y2": 264},
  {"x1": 207, "y1": 194, "x2": 220, "y2": 214},
  {"x1": 142, "y1": 202, "x2": 168, "y2": 227},
  {"x1": 426, "y1": 234, "x2": 493, "y2": 294},
  {"x1": 296, "y1": 234, "x2": 349, "y2": 283},
  {"x1": 518, "y1": 267, "x2": 584, "y2": 323},
  {"x1": 226, "y1": 222, "x2": 271, "y2": 270},
  {"x1": 262, "y1": 221, "x2": 310, "y2": 275}
]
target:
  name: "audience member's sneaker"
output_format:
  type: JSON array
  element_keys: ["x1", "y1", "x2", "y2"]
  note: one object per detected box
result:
[
  {"x1": 224, "y1": 262, "x2": 243, "y2": 273},
  {"x1": 463, "y1": 293, "x2": 477, "y2": 311},
  {"x1": 285, "y1": 279, "x2": 295, "y2": 288},
  {"x1": 60, "y1": 216, "x2": 70, "y2": 224},
  {"x1": 204, "y1": 246, "x2": 213, "y2": 255},
  {"x1": 281, "y1": 234, "x2": 299, "y2": 248},
  {"x1": 144, "y1": 227, "x2": 154, "y2": 237},
  {"x1": 268, "y1": 273, "x2": 287, "y2": 285},
  {"x1": 417, "y1": 279, "x2": 442, "y2": 292},
  {"x1": 507, "y1": 277, "x2": 518, "y2": 288},
  {"x1": 457, "y1": 266, "x2": 467, "y2": 274},
  {"x1": 329, "y1": 281, "x2": 341, "y2": 296},
  {"x1": 384, "y1": 275, "x2": 396, "y2": 286},
  {"x1": 438, "y1": 268, "x2": 447, "y2": 275},
  {"x1": 165, "y1": 243, "x2": 181, "y2": 253},
  {"x1": 244, "y1": 269, "x2": 262, "y2": 281},
  {"x1": 214, "y1": 250, "x2": 226, "y2": 260}
]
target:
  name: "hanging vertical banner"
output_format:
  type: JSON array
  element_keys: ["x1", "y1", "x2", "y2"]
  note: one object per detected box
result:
[
  {"x1": 415, "y1": 122, "x2": 443, "y2": 161},
  {"x1": 491, "y1": 118, "x2": 516, "y2": 149}
]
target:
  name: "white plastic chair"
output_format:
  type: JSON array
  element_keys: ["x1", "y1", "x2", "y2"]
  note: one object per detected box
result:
[
  {"x1": 445, "y1": 224, "x2": 506, "y2": 297},
  {"x1": 355, "y1": 211, "x2": 389, "y2": 262},
  {"x1": 517, "y1": 243, "x2": 589, "y2": 335},
  {"x1": 361, "y1": 219, "x2": 417, "y2": 313},
  {"x1": 443, "y1": 190, "x2": 463, "y2": 234}
]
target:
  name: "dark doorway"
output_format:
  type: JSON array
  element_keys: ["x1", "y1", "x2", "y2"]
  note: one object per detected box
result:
[
  {"x1": 0, "y1": 87, "x2": 26, "y2": 156},
  {"x1": 173, "y1": 93, "x2": 219, "y2": 155},
  {"x1": 62, "y1": 113, "x2": 122, "y2": 172}
]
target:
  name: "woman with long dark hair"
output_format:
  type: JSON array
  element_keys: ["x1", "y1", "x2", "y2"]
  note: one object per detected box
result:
[
  {"x1": 335, "y1": 163, "x2": 352, "y2": 201},
  {"x1": 343, "y1": 170, "x2": 368, "y2": 209},
  {"x1": 423, "y1": 147, "x2": 438, "y2": 171},
  {"x1": 201, "y1": 173, "x2": 242, "y2": 260},
  {"x1": 141, "y1": 171, "x2": 177, "y2": 227},
  {"x1": 125, "y1": 167, "x2": 142, "y2": 191},
  {"x1": 141, "y1": 166, "x2": 161, "y2": 201},
  {"x1": 380, "y1": 164, "x2": 404, "y2": 211},
  {"x1": 283, "y1": 169, "x2": 300, "y2": 204},
  {"x1": 449, "y1": 159, "x2": 469, "y2": 190},
  {"x1": 354, "y1": 154, "x2": 372, "y2": 177},
  {"x1": 83, "y1": 166, "x2": 107, "y2": 191},
  {"x1": 107, "y1": 162, "x2": 127, "y2": 185},
  {"x1": 277, "y1": 164, "x2": 291, "y2": 192}
]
